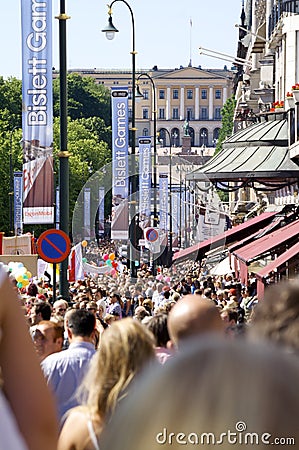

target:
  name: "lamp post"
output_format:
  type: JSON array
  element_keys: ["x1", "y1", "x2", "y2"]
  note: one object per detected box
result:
[
  {"x1": 162, "y1": 129, "x2": 173, "y2": 263},
  {"x1": 136, "y1": 73, "x2": 158, "y2": 274},
  {"x1": 56, "y1": 0, "x2": 70, "y2": 300},
  {"x1": 102, "y1": 1, "x2": 138, "y2": 279},
  {"x1": 9, "y1": 126, "x2": 17, "y2": 235}
]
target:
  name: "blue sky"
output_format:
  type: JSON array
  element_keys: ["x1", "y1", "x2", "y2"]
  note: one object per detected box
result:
[{"x1": 1, "y1": 0, "x2": 243, "y2": 79}]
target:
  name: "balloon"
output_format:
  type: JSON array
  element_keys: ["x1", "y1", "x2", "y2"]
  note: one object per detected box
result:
[
  {"x1": 22, "y1": 279, "x2": 29, "y2": 287},
  {"x1": 112, "y1": 261, "x2": 118, "y2": 269},
  {"x1": 109, "y1": 253, "x2": 115, "y2": 261},
  {"x1": 16, "y1": 274, "x2": 24, "y2": 283},
  {"x1": 103, "y1": 254, "x2": 109, "y2": 261},
  {"x1": 82, "y1": 257, "x2": 87, "y2": 263},
  {"x1": 26, "y1": 271, "x2": 32, "y2": 279},
  {"x1": 106, "y1": 259, "x2": 112, "y2": 267},
  {"x1": 110, "y1": 268, "x2": 116, "y2": 275},
  {"x1": 81, "y1": 240, "x2": 88, "y2": 248},
  {"x1": 156, "y1": 274, "x2": 163, "y2": 281},
  {"x1": 164, "y1": 276, "x2": 171, "y2": 283},
  {"x1": 17, "y1": 282, "x2": 23, "y2": 288},
  {"x1": 17, "y1": 262, "x2": 24, "y2": 269}
]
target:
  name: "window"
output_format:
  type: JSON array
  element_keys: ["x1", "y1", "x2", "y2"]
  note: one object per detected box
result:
[
  {"x1": 143, "y1": 90, "x2": 149, "y2": 100},
  {"x1": 187, "y1": 89, "x2": 193, "y2": 99},
  {"x1": 159, "y1": 108, "x2": 165, "y2": 119},
  {"x1": 186, "y1": 108, "x2": 193, "y2": 120},
  {"x1": 215, "y1": 89, "x2": 221, "y2": 99},
  {"x1": 173, "y1": 89, "x2": 179, "y2": 99},
  {"x1": 173, "y1": 108, "x2": 179, "y2": 119},
  {"x1": 128, "y1": 108, "x2": 132, "y2": 120},
  {"x1": 214, "y1": 107, "x2": 221, "y2": 119},
  {"x1": 201, "y1": 108, "x2": 208, "y2": 120},
  {"x1": 143, "y1": 109, "x2": 149, "y2": 119},
  {"x1": 201, "y1": 89, "x2": 207, "y2": 99},
  {"x1": 159, "y1": 90, "x2": 165, "y2": 99},
  {"x1": 143, "y1": 128, "x2": 149, "y2": 136}
]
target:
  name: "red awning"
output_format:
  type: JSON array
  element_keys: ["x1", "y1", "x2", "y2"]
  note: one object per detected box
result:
[
  {"x1": 256, "y1": 241, "x2": 299, "y2": 280},
  {"x1": 233, "y1": 219, "x2": 299, "y2": 264},
  {"x1": 173, "y1": 211, "x2": 277, "y2": 263}
]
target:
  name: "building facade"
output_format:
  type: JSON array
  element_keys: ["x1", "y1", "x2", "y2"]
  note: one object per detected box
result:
[{"x1": 63, "y1": 66, "x2": 234, "y2": 148}]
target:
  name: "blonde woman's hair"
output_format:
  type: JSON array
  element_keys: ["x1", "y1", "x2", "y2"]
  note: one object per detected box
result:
[{"x1": 80, "y1": 318, "x2": 155, "y2": 421}]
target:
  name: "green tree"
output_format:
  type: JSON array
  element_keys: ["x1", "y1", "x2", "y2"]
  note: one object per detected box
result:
[
  {"x1": 214, "y1": 96, "x2": 236, "y2": 155},
  {"x1": 0, "y1": 77, "x2": 22, "y2": 128},
  {"x1": 53, "y1": 73, "x2": 111, "y2": 124}
]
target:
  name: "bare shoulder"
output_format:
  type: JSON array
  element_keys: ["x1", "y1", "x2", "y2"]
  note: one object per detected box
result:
[{"x1": 58, "y1": 407, "x2": 101, "y2": 450}]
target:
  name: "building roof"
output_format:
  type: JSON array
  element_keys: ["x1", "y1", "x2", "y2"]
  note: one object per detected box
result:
[
  {"x1": 186, "y1": 117, "x2": 299, "y2": 186},
  {"x1": 255, "y1": 241, "x2": 299, "y2": 281}
]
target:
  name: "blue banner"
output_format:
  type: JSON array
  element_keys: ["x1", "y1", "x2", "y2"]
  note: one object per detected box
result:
[
  {"x1": 111, "y1": 87, "x2": 129, "y2": 240},
  {"x1": 138, "y1": 137, "x2": 152, "y2": 230},
  {"x1": 98, "y1": 187, "x2": 105, "y2": 237},
  {"x1": 159, "y1": 173, "x2": 168, "y2": 232},
  {"x1": 14, "y1": 172, "x2": 23, "y2": 236},
  {"x1": 21, "y1": 0, "x2": 54, "y2": 224},
  {"x1": 84, "y1": 187, "x2": 91, "y2": 241}
]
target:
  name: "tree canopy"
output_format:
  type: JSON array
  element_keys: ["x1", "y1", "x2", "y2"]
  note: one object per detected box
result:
[
  {"x1": 214, "y1": 96, "x2": 236, "y2": 155},
  {"x1": 0, "y1": 75, "x2": 111, "y2": 235}
]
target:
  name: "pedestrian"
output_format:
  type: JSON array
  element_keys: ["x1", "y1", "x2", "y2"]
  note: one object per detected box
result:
[{"x1": 41, "y1": 309, "x2": 97, "y2": 425}]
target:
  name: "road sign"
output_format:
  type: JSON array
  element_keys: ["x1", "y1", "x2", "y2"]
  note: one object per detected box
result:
[
  {"x1": 37, "y1": 229, "x2": 71, "y2": 263},
  {"x1": 145, "y1": 227, "x2": 159, "y2": 243}
]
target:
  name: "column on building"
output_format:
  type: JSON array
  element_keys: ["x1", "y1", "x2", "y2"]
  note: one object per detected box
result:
[
  {"x1": 180, "y1": 87, "x2": 185, "y2": 120},
  {"x1": 195, "y1": 87, "x2": 200, "y2": 120},
  {"x1": 251, "y1": 0, "x2": 257, "y2": 71},
  {"x1": 209, "y1": 86, "x2": 213, "y2": 120},
  {"x1": 223, "y1": 86, "x2": 228, "y2": 104},
  {"x1": 166, "y1": 87, "x2": 171, "y2": 120}
]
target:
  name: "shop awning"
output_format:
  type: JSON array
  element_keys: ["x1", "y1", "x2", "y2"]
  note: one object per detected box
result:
[
  {"x1": 255, "y1": 241, "x2": 299, "y2": 281},
  {"x1": 186, "y1": 118, "x2": 299, "y2": 188},
  {"x1": 172, "y1": 211, "x2": 277, "y2": 263},
  {"x1": 233, "y1": 219, "x2": 299, "y2": 264}
]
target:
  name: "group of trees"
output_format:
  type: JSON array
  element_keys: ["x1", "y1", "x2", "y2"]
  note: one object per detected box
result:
[{"x1": 0, "y1": 74, "x2": 112, "y2": 236}]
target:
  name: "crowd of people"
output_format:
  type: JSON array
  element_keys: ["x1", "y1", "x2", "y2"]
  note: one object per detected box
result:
[{"x1": 1, "y1": 240, "x2": 299, "y2": 449}]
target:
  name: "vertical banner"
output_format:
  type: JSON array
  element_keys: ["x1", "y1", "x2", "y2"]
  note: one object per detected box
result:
[
  {"x1": 98, "y1": 187, "x2": 105, "y2": 237},
  {"x1": 21, "y1": 0, "x2": 54, "y2": 224},
  {"x1": 111, "y1": 87, "x2": 129, "y2": 240},
  {"x1": 84, "y1": 187, "x2": 91, "y2": 241},
  {"x1": 171, "y1": 191, "x2": 180, "y2": 244},
  {"x1": 138, "y1": 137, "x2": 152, "y2": 230},
  {"x1": 159, "y1": 173, "x2": 168, "y2": 232},
  {"x1": 14, "y1": 172, "x2": 23, "y2": 236}
]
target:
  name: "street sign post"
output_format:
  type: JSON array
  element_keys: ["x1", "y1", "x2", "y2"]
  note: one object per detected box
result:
[{"x1": 37, "y1": 229, "x2": 71, "y2": 264}]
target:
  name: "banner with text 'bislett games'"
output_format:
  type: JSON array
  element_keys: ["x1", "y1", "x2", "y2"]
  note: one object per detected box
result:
[
  {"x1": 138, "y1": 137, "x2": 152, "y2": 230},
  {"x1": 111, "y1": 87, "x2": 129, "y2": 240},
  {"x1": 21, "y1": 0, "x2": 54, "y2": 224}
]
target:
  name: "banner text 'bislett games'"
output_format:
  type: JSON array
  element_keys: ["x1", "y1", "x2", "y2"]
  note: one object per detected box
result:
[
  {"x1": 138, "y1": 137, "x2": 152, "y2": 230},
  {"x1": 111, "y1": 87, "x2": 129, "y2": 240},
  {"x1": 21, "y1": 0, "x2": 54, "y2": 224}
]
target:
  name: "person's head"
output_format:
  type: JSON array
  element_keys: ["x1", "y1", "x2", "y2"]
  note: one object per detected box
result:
[
  {"x1": 250, "y1": 281, "x2": 299, "y2": 353},
  {"x1": 100, "y1": 338, "x2": 299, "y2": 450},
  {"x1": 110, "y1": 293, "x2": 121, "y2": 304},
  {"x1": 52, "y1": 300, "x2": 68, "y2": 317},
  {"x1": 134, "y1": 306, "x2": 149, "y2": 322},
  {"x1": 86, "y1": 301, "x2": 98, "y2": 316},
  {"x1": 146, "y1": 314, "x2": 170, "y2": 348},
  {"x1": 32, "y1": 320, "x2": 64, "y2": 361},
  {"x1": 167, "y1": 295, "x2": 224, "y2": 348},
  {"x1": 30, "y1": 301, "x2": 52, "y2": 325},
  {"x1": 80, "y1": 318, "x2": 155, "y2": 422},
  {"x1": 66, "y1": 309, "x2": 96, "y2": 342}
]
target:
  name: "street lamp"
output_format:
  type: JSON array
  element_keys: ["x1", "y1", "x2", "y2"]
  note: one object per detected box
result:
[
  {"x1": 9, "y1": 126, "x2": 18, "y2": 235},
  {"x1": 102, "y1": 0, "x2": 138, "y2": 279},
  {"x1": 136, "y1": 73, "x2": 158, "y2": 274},
  {"x1": 56, "y1": 0, "x2": 70, "y2": 300},
  {"x1": 161, "y1": 129, "x2": 173, "y2": 263}
]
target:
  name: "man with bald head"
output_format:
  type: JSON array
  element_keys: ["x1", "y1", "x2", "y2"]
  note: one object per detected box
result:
[{"x1": 168, "y1": 294, "x2": 224, "y2": 348}]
